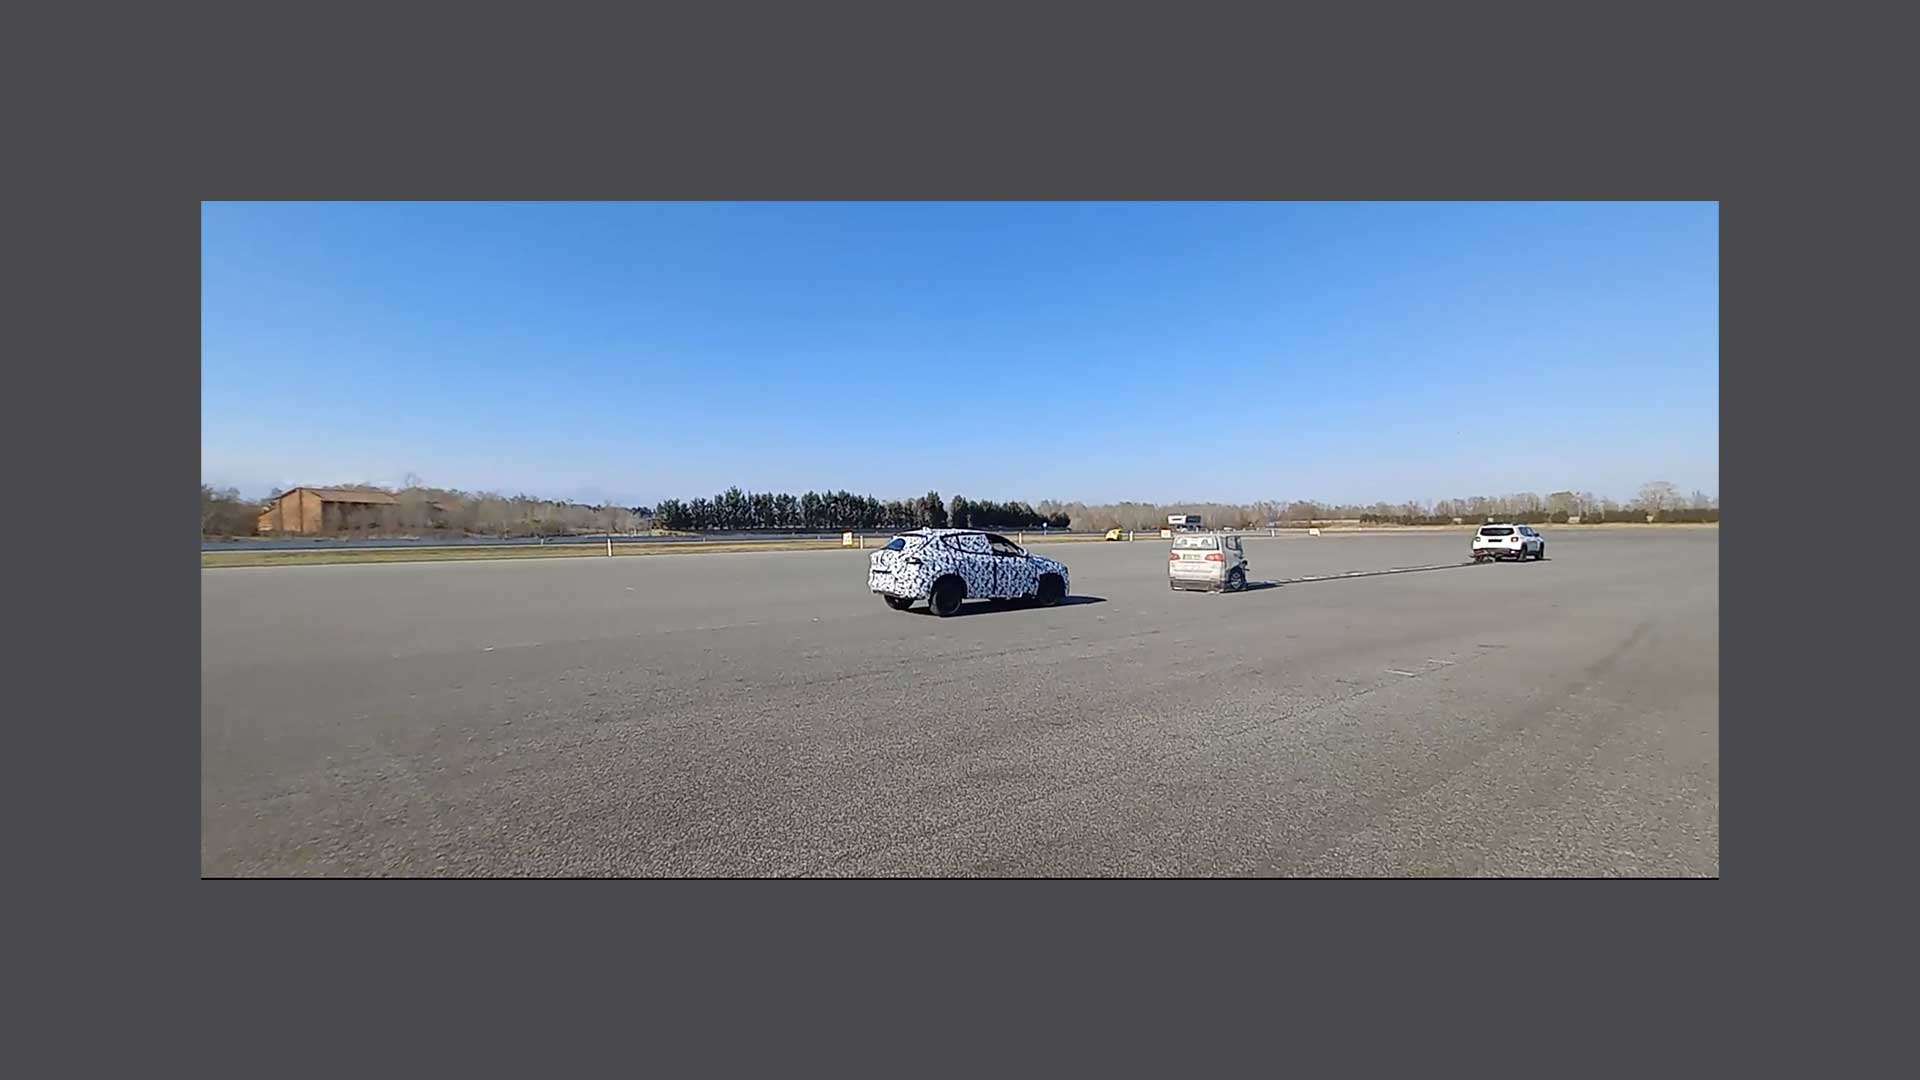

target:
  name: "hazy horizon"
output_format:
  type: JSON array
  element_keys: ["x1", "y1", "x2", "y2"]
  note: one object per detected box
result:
[{"x1": 203, "y1": 202, "x2": 1718, "y2": 507}]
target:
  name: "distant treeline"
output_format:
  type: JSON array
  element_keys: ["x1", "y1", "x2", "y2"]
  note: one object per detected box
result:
[
  {"x1": 1013, "y1": 483, "x2": 1717, "y2": 532},
  {"x1": 649, "y1": 490, "x2": 1068, "y2": 532},
  {"x1": 205, "y1": 479, "x2": 1717, "y2": 537},
  {"x1": 1357, "y1": 508, "x2": 1720, "y2": 525}
]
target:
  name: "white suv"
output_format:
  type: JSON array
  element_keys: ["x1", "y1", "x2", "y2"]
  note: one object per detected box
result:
[{"x1": 1471, "y1": 523, "x2": 1546, "y2": 562}]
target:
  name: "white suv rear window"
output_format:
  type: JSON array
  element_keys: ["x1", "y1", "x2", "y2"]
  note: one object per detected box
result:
[
  {"x1": 1479, "y1": 527, "x2": 1514, "y2": 537},
  {"x1": 1173, "y1": 535, "x2": 1219, "y2": 550}
]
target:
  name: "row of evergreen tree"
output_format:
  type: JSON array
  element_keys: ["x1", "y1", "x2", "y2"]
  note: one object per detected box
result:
[{"x1": 647, "y1": 489, "x2": 1070, "y2": 532}]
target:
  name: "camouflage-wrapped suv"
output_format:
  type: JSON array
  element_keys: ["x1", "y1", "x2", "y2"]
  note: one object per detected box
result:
[{"x1": 869, "y1": 529, "x2": 1071, "y2": 616}]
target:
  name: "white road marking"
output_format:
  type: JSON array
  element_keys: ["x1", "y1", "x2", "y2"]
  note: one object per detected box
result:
[{"x1": 1387, "y1": 669, "x2": 1420, "y2": 677}]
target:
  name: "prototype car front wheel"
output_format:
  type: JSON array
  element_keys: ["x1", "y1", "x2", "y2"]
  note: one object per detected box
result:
[
  {"x1": 883, "y1": 594, "x2": 915, "y2": 611},
  {"x1": 1037, "y1": 573, "x2": 1065, "y2": 607}
]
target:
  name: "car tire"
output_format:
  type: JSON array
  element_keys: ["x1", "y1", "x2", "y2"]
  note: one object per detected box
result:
[
  {"x1": 1037, "y1": 573, "x2": 1066, "y2": 607},
  {"x1": 928, "y1": 575, "x2": 965, "y2": 617},
  {"x1": 1226, "y1": 567, "x2": 1246, "y2": 592},
  {"x1": 883, "y1": 594, "x2": 915, "y2": 611}
]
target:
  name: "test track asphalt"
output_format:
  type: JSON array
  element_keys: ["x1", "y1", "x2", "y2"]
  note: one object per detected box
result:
[{"x1": 202, "y1": 528, "x2": 1719, "y2": 876}]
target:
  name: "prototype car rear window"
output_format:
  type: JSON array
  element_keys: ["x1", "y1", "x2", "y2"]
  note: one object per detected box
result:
[
  {"x1": 1479, "y1": 527, "x2": 1514, "y2": 537},
  {"x1": 1172, "y1": 535, "x2": 1219, "y2": 549}
]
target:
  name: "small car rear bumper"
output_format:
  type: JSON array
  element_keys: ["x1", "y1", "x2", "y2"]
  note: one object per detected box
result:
[
  {"x1": 1471, "y1": 545, "x2": 1527, "y2": 558},
  {"x1": 1169, "y1": 572, "x2": 1225, "y2": 590},
  {"x1": 868, "y1": 570, "x2": 920, "y2": 597}
]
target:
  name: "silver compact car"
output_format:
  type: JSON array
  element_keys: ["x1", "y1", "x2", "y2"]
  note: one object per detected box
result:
[{"x1": 1168, "y1": 532, "x2": 1250, "y2": 592}]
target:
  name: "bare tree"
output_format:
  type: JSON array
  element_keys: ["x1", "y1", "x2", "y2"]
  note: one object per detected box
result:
[
  {"x1": 1637, "y1": 480, "x2": 1680, "y2": 512},
  {"x1": 201, "y1": 485, "x2": 262, "y2": 536}
]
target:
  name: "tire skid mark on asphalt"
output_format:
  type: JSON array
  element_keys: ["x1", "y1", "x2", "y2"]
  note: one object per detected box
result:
[
  {"x1": 1267, "y1": 560, "x2": 1483, "y2": 587},
  {"x1": 421, "y1": 618, "x2": 1295, "y2": 856},
  {"x1": 638, "y1": 622, "x2": 1182, "y2": 718},
  {"x1": 793, "y1": 646, "x2": 1499, "y2": 877},
  {"x1": 1267, "y1": 618, "x2": 1662, "y2": 876},
  {"x1": 385, "y1": 621, "x2": 1206, "y2": 803}
]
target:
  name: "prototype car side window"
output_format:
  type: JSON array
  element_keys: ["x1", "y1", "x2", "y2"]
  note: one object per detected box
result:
[
  {"x1": 950, "y1": 533, "x2": 991, "y2": 555},
  {"x1": 986, "y1": 534, "x2": 1024, "y2": 557}
]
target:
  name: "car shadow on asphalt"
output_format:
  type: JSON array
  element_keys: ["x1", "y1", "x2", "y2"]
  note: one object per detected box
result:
[{"x1": 924, "y1": 595, "x2": 1109, "y2": 616}]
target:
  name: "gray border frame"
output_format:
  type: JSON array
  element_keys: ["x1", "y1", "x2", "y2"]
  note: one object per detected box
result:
[{"x1": 26, "y1": 0, "x2": 1866, "y2": 1060}]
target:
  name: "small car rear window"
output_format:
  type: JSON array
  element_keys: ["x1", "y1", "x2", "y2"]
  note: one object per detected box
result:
[
  {"x1": 1173, "y1": 535, "x2": 1219, "y2": 549},
  {"x1": 1479, "y1": 527, "x2": 1514, "y2": 537}
]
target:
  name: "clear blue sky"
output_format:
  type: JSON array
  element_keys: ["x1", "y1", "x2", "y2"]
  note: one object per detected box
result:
[{"x1": 202, "y1": 202, "x2": 1718, "y2": 507}]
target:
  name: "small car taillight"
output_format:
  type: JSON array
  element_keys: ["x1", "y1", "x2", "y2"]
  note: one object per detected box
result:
[
  {"x1": 1169, "y1": 552, "x2": 1181, "y2": 561},
  {"x1": 1205, "y1": 552, "x2": 1224, "y2": 562}
]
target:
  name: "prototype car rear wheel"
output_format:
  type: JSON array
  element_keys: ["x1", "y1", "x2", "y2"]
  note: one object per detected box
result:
[
  {"x1": 928, "y1": 575, "x2": 966, "y2": 617},
  {"x1": 883, "y1": 594, "x2": 915, "y2": 611}
]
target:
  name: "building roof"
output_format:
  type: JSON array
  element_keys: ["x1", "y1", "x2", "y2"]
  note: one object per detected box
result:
[{"x1": 280, "y1": 487, "x2": 399, "y2": 505}]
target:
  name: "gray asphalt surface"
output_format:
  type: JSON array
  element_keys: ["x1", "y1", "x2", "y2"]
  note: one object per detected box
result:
[{"x1": 202, "y1": 527, "x2": 1719, "y2": 876}]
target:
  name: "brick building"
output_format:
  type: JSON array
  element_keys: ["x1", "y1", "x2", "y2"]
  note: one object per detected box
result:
[{"x1": 256, "y1": 487, "x2": 400, "y2": 535}]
